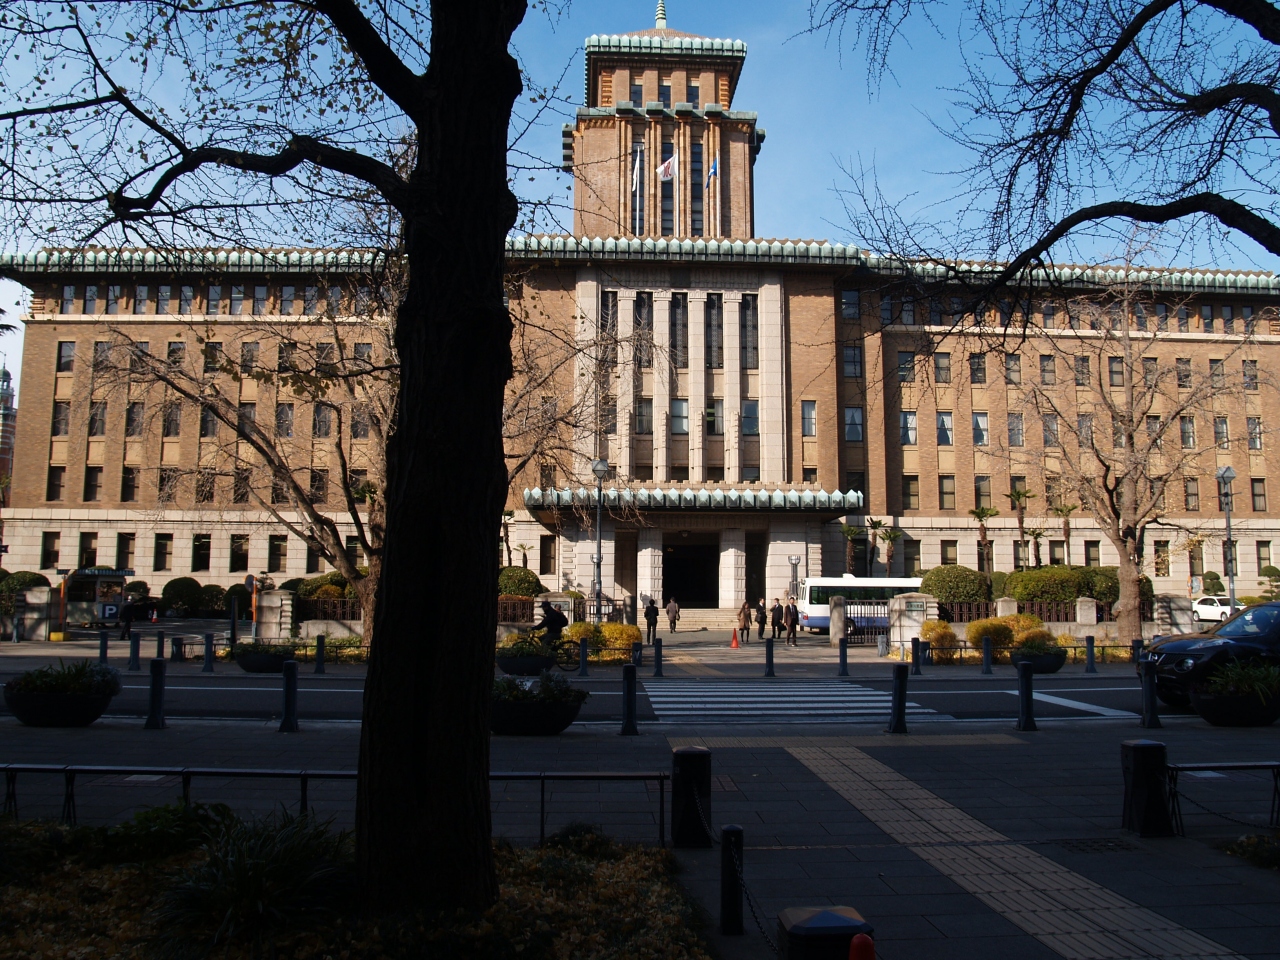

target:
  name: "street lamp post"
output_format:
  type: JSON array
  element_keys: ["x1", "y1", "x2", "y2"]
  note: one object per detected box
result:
[
  {"x1": 591, "y1": 459, "x2": 610, "y2": 625},
  {"x1": 788, "y1": 554, "x2": 802, "y2": 602},
  {"x1": 1217, "y1": 465, "x2": 1238, "y2": 608}
]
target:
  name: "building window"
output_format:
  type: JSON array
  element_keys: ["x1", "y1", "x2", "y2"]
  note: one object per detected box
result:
[
  {"x1": 154, "y1": 534, "x2": 173, "y2": 572},
  {"x1": 634, "y1": 398, "x2": 654, "y2": 435},
  {"x1": 1248, "y1": 417, "x2": 1263, "y2": 451},
  {"x1": 51, "y1": 401, "x2": 70, "y2": 437},
  {"x1": 82, "y1": 466, "x2": 102, "y2": 502},
  {"x1": 237, "y1": 402, "x2": 257, "y2": 438},
  {"x1": 1188, "y1": 544, "x2": 1204, "y2": 576},
  {"x1": 1210, "y1": 358, "x2": 1225, "y2": 387},
  {"x1": 1008, "y1": 413, "x2": 1024, "y2": 447},
  {"x1": 690, "y1": 140, "x2": 704, "y2": 235},
  {"x1": 670, "y1": 293, "x2": 689, "y2": 368},
  {"x1": 306, "y1": 544, "x2": 322, "y2": 574},
  {"x1": 939, "y1": 475, "x2": 956, "y2": 510},
  {"x1": 275, "y1": 403, "x2": 294, "y2": 438},
  {"x1": 846, "y1": 471, "x2": 866, "y2": 500},
  {"x1": 1242, "y1": 359, "x2": 1259, "y2": 391},
  {"x1": 1142, "y1": 357, "x2": 1158, "y2": 387},
  {"x1": 899, "y1": 410, "x2": 917, "y2": 445},
  {"x1": 1180, "y1": 416, "x2": 1196, "y2": 448},
  {"x1": 1107, "y1": 356, "x2": 1124, "y2": 387},
  {"x1": 277, "y1": 342, "x2": 296, "y2": 372},
  {"x1": 92, "y1": 341, "x2": 111, "y2": 371},
  {"x1": 671, "y1": 399, "x2": 690, "y2": 435},
  {"x1": 1013, "y1": 541, "x2": 1029, "y2": 571},
  {"x1": 158, "y1": 467, "x2": 179, "y2": 503},
  {"x1": 306, "y1": 469, "x2": 328, "y2": 504},
  {"x1": 1039, "y1": 355, "x2": 1055, "y2": 385},
  {"x1": 842, "y1": 344, "x2": 863, "y2": 378},
  {"x1": 125, "y1": 402, "x2": 144, "y2": 438},
  {"x1": 1173, "y1": 358, "x2": 1191, "y2": 389},
  {"x1": 87, "y1": 401, "x2": 107, "y2": 437},
  {"x1": 77, "y1": 532, "x2": 97, "y2": 568},
  {"x1": 120, "y1": 467, "x2": 138, "y2": 502},
  {"x1": 1042, "y1": 414, "x2": 1060, "y2": 447},
  {"x1": 880, "y1": 295, "x2": 895, "y2": 324},
  {"x1": 1215, "y1": 416, "x2": 1229, "y2": 450},
  {"x1": 741, "y1": 466, "x2": 761, "y2": 482},
  {"x1": 191, "y1": 534, "x2": 211, "y2": 572},
  {"x1": 195, "y1": 469, "x2": 215, "y2": 503},
  {"x1": 351, "y1": 405, "x2": 370, "y2": 439},
  {"x1": 233, "y1": 468, "x2": 250, "y2": 504},
  {"x1": 1154, "y1": 541, "x2": 1170, "y2": 577},
  {"x1": 742, "y1": 400, "x2": 759, "y2": 436},
  {"x1": 1084, "y1": 541, "x2": 1101, "y2": 567},
  {"x1": 1076, "y1": 414, "x2": 1093, "y2": 445},
  {"x1": 229, "y1": 534, "x2": 250, "y2": 573},
  {"x1": 1075, "y1": 356, "x2": 1090, "y2": 386},
  {"x1": 844, "y1": 406, "x2": 865, "y2": 442},
  {"x1": 116, "y1": 532, "x2": 135, "y2": 571},
  {"x1": 1155, "y1": 303, "x2": 1169, "y2": 332},
  {"x1": 162, "y1": 403, "x2": 181, "y2": 438},
  {"x1": 56, "y1": 341, "x2": 75, "y2": 373},
  {"x1": 802, "y1": 401, "x2": 817, "y2": 437},
  {"x1": 311, "y1": 403, "x2": 332, "y2": 438},
  {"x1": 902, "y1": 475, "x2": 920, "y2": 510},
  {"x1": 46, "y1": 465, "x2": 65, "y2": 502},
  {"x1": 936, "y1": 411, "x2": 954, "y2": 446},
  {"x1": 903, "y1": 539, "x2": 922, "y2": 575},
  {"x1": 897, "y1": 351, "x2": 915, "y2": 382},
  {"x1": 1049, "y1": 541, "x2": 1066, "y2": 565},
  {"x1": 1202, "y1": 304, "x2": 1214, "y2": 333},
  {"x1": 969, "y1": 353, "x2": 987, "y2": 383},
  {"x1": 538, "y1": 535, "x2": 557, "y2": 576},
  {"x1": 106, "y1": 284, "x2": 122, "y2": 314},
  {"x1": 1258, "y1": 541, "x2": 1272, "y2": 572},
  {"x1": 705, "y1": 294, "x2": 723, "y2": 369},
  {"x1": 1253, "y1": 478, "x2": 1268, "y2": 512},
  {"x1": 706, "y1": 399, "x2": 725, "y2": 436},
  {"x1": 972, "y1": 412, "x2": 989, "y2": 446},
  {"x1": 802, "y1": 467, "x2": 818, "y2": 483},
  {"x1": 199, "y1": 406, "x2": 218, "y2": 440},
  {"x1": 634, "y1": 293, "x2": 653, "y2": 368},
  {"x1": 941, "y1": 540, "x2": 958, "y2": 565},
  {"x1": 974, "y1": 475, "x2": 992, "y2": 509},
  {"x1": 840, "y1": 289, "x2": 860, "y2": 319},
  {"x1": 267, "y1": 535, "x2": 288, "y2": 574},
  {"x1": 167, "y1": 341, "x2": 186, "y2": 366},
  {"x1": 1184, "y1": 477, "x2": 1200, "y2": 511},
  {"x1": 202, "y1": 341, "x2": 223, "y2": 373},
  {"x1": 934, "y1": 352, "x2": 951, "y2": 383},
  {"x1": 60, "y1": 285, "x2": 76, "y2": 314},
  {"x1": 253, "y1": 285, "x2": 267, "y2": 315},
  {"x1": 40, "y1": 532, "x2": 60, "y2": 570},
  {"x1": 1005, "y1": 353, "x2": 1021, "y2": 384}
]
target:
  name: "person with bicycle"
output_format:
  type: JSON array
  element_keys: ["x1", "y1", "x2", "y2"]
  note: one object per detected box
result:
[{"x1": 535, "y1": 601, "x2": 568, "y2": 649}]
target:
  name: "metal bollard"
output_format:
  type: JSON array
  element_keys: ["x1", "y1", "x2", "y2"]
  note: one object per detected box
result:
[
  {"x1": 1016, "y1": 661, "x2": 1037, "y2": 732},
  {"x1": 170, "y1": 636, "x2": 184, "y2": 661},
  {"x1": 98, "y1": 631, "x2": 109, "y2": 664},
  {"x1": 1140, "y1": 659, "x2": 1161, "y2": 729},
  {"x1": 1085, "y1": 634, "x2": 1097, "y2": 674},
  {"x1": 144, "y1": 659, "x2": 167, "y2": 730},
  {"x1": 764, "y1": 634, "x2": 775, "y2": 677},
  {"x1": 921, "y1": 639, "x2": 932, "y2": 666},
  {"x1": 578, "y1": 636, "x2": 589, "y2": 677},
  {"x1": 838, "y1": 629, "x2": 849, "y2": 677},
  {"x1": 1121, "y1": 739, "x2": 1175, "y2": 836},
  {"x1": 279, "y1": 660, "x2": 299, "y2": 733},
  {"x1": 127, "y1": 631, "x2": 141, "y2": 672},
  {"x1": 1131, "y1": 637, "x2": 1143, "y2": 663},
  {"x1": 719, "y1": 824, "x2": 745, "y2": 936},
  {"x1": 315, "y1": 634, "x2": 326, "y2": 674},
  {"x1": 671, "y1": 746, "x2": 713, "y2": 847},
  {"x1": 910, "y1": 636, "x2": 922, "y2": 676},
  {"x1": 631, "y1": 641, "x2": 643, "y2": 668},
  {"x1": 886, "y1": 663, "x2": 909, "y2": 734},
  {"x1": 202, "y1": 633, "x2": 215, "y2": 673},
  {"x1": 653, "y1": 635, "x2": 664, "y2": 677},
  {"x1": 229, "y1": 596, "x2": 239, "y2": 645},
  {"x1": 981, "y1": 635, "x2": 993, "y2": 675},
  {"x1": 620, "y1": 663, "x2": 639, "y2": 736},
  {"x1": 155, "y1": 631, "x2": 165, "y2": 660}
]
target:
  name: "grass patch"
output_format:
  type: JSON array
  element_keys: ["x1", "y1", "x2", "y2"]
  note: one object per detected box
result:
[
  {"x1": 1226, "y1": 833, "x2": 1280, "y2": 870},
  {"x1": 0, "y1": 812, "x2": 708, "y2": 960}
]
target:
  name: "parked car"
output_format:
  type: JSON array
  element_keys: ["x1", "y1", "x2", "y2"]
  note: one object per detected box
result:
[
  {"x1": 1192, "y1": 595, "x2": 1246, "y2": 622},
  {"x1": 1145, "y1": 602, "x2": 1280, "y2": 707}
]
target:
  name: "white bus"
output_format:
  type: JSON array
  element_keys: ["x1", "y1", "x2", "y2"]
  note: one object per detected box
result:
[{"x1": 796, "y1": 576, "x2": 923, "y2": 631}]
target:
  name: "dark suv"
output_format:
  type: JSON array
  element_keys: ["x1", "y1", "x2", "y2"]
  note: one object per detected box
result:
[{"x1": 1146, "y1": 602, "x2": 1280, "y2": 707}]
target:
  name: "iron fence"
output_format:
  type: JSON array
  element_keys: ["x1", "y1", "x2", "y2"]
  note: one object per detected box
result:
[
  {"x1": 1017, "y1": 601, "x2": 1077, "y2": 623},
  {"x1": 295, "y1": 597, "x2": 362, "y2": 622},
  {"x1": 1097, "y1": 600, "x2": 1155, "y2": 623},
  {"x1": 937, "y1": 601, "x2": 997, "y2": 623},
  {"x1": 497, "y1": 598, "x2": 536, "y2": 623}
]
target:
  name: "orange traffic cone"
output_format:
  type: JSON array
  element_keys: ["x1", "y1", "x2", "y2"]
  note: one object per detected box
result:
[
  {"x1": 849, "y1": 933, "x2": 875, "y2": 960},
  {"x1": 731, "y1": 628, "x2": 739, "y2": 648}
]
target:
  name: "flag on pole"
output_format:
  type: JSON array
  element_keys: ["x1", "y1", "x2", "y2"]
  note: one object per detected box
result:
[
  {"x1": 632, "y1": 149, "x2": 643, "y2": 193},
  {"x1": 705, "y1": 157, "x2": 718, "y2": 191},
  {"x1": 657, "y1": 153, "x2": 677, "y2": 181}
]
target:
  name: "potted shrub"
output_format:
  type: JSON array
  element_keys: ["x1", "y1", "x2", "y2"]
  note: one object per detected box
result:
[
  {"x1": 495, "y1": 633, "x2": 557, "y2": 676},
  {"x1": 3, "y1": 660, "x2": 121, "y2": 727},
  {"x1": 232, "y1": 641, "x2": 297, "y2": 673},
  {"x1": 490, "y1": 671, "x2": 589, "y2": 736},
  {"x1": 1191, "y1": 661, "x2": 1280, "y2": 727},
  {"x1": 1009, "y1": 629, "x2": 1068, "y2": 674}
]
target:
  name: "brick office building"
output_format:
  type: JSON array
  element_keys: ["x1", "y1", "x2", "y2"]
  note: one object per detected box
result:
[{"x1": 4, "y1": 7, "x2": 1280, "y2": 613}]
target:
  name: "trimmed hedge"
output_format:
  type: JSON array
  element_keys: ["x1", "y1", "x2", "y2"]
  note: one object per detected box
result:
[
  {"x1": 990, "y1": 571, "x2": 1010, "y2": 599},
  {"x1": 498, "y1": 567, "x2": 546, "y2": 598},
  {"x1": 161, "y1": 577, "x2": 204, "y2": 615},
  {"x1": 1004, "y1": 567, "x2": 1079, "y2": 602},
  {"x1": 601, "y1": 623, "x2": 642, "y2": 646},
  {"x1": 0, "y1": 571, "x2": 52, "y2": 615},
  {"x1": 199, "y1": 583, "x2": 226, "y2": 611},
  {"x1": 919, "y1": 565, "x2": 988, "y2": 602},
  {"x1": 297, "y1": 571, "x2": 348, "y2": 599},
  {"x1": 921, "y1": 619, "x2": 960, "y2": 664},
  {"x1": 965, "y1": 617, "x2": 1014, "y2": 648}
]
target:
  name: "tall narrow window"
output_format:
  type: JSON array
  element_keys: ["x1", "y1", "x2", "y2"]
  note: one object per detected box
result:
[
  {"x1": 934, "y1": 352, "x2": 951, "y2": 382},
  {"x1": 1210, "y1": 358, "x2": 1225, "y2": 387},
  {"x1": 280, "y1": 286, "x2": 295, "y2": 315},
  {"x1": 116, "y1": 533, "x2": 135, "y2": 570},
  {"x1": 1040, "y1": 355, "x2": 1055, "y2": 384},
  {"x1": 936, "y1": 411, "x2": 954, "y2": 445},
  {"x1": 969, "y1": 353, "x2": 987, "y2": 383},
  {"x1": 670, "y1": 293, "x2": 689, "y2": 368},
  {"x1": 229, "y1": 285, "x2": 245, "y2": 315},
  {"x1": 1075, "y1": 356, "x2": 1090, "y2": 386},
  {"x1": 195, "y1": 470, "x2": 215, "y2": 503},
  {"x1": 203, "y1": 341, "x2": 224, "y2": 373},
  {"x1": 238, "y1": 402, "x2": 257, "y2": 438},
  {"x1": 1154, "y1": 541, "x2": 1170, "y2": 576},
  {"x1": 56, "y1": 341, "x2": 75, "y2": 373},
  {"x1": 308, "y1": 469, "x2": 329, "y2": 503},
  {"x1": 106, "y1": 284, "x2": 121, "y2": 314},
  {"x1": 671, "y1": 399, "x2": 690, "y2": 435},
  {"x1": 802, "y1": 401, "x2": 818, "y2": 437},
  {"x1": 1143, "y1": 357, "x2": 1158, "y2": 386},
  {"x1": 253, "y1": 285, "x2": 267, "y2": 315},
  {"x1": 162, "y1": 403, "x2": 181, "y2": 438},
  {"x1": 158, "y1": 468, "x2": 179, "y2": 503},
  {"x1": 84, "y1": 285, "x2": 98, "y2": 314},
  {"x1": 635, "y1": 399, "x2": 653, "y2": 435},
  {"x1": 901, "y1": 476, "x2": 920, "y2": 510},
  {"x1": 199, "y1": 406, "x2": 218, "y2": 439},
  {"x1": 134, "y1": 286, "x2": 149, "y2": 314},
  {"x1": 240, "y1": 342, "x2": 260, "y2": 374},
  {"x1": 742, "y1": 400, "x2": 759, "y2": 436},
  {"x1": 1007, "y1": 413, "x2": 1024, "y2": 447},
  {"x1": 705, "y1": 294, "x2": 723, "y2": 368},
  {"x1": 41, "y1": 532, "x2": 60, "y2": 569},
  {"x1": 972, "y1": 412, "x2": 990, "y2": 446},
  {"x1": 229, "y1": 534, "x2": 250, "y2": 573},
  {"x1": 840, "y1": 289, "x2": 860, "y2": 320},
  {"x1": 125, "y1": 402, "x2": 143, "y2": 437},
  {"x1": 1248, "y1": 417, "x2": 1263, "y2": 450},
  {"x1": 1077, "y1": 414, "x2": 1094, "y2": 445},
  {"x1": 974, "y1": 475, "x2": 992, "y2": 509},
  {"x1": 1202, "y1": 304, "x2": 1214, "y2": 333},
  {"x1": 1244, "y1": 359, "x2": 1259, "y2": 391},
  {"x1": 899, "y1": 410, "x2": 917, "y2": 445},
  {"x1": 690, "y1": 140, "x2": 704, "y2": 236},
  {"x1": 660, "y1": 140, "x2": 674, "y2": 235},
  {"x1": 1155, "y1": 304, "x2": 1168, "y2": 332},
  {"x1": 1215, "y1": 416, "x2": 1229, "y2": 449},
  {"x1": 939, "y1": 476, "x2": 956, "y2": 510},
  {"x1": 845, "y1": 406, "x2": 865, "y2": 442},
  {"x1": 303, "y1": 285, "x2": 319, "y2": 314},
  {"x1": 634, "y1": 292, "x2": 653, "y2": 368},
  {"x1": 1252, "y1": 478, "x2": 1267, "y2": 512},
  {"x1": 82, "y1": 467, "x2": 102, "y2": 502},
  {"x1": 1223, "y1": 304, "x2": 1235, "y2": 334},
  {"x1": 842, "y1": 343, "x2": 862, "y2": 378},
  {"x1": 1184, "y1": 477, "x2": 1200, "y2": 511},
  {"x1": 897, "y1": 351, "x2": 915, "y2": 382},
  {"x1": 1005, "y1": 353, "x2": 1021, "y2": 384},
  {"x1": 630, "y1": 140, "x2": 645, "y2": 234},
  {"x1": 1042, "y1": 414, "x2": 1060, "y2": 447},
  {"x1": 191, "y1": 534, "x2": 212, "y2": 572},
  {"x1": 120, "y1": 467, "x2": 138, "y2": 502},
  {"x1": 86, "y1": 401, "x2": 106, "y2": 437},
  {"x1": 599, "y1": 290, "x2": 618, "y2": 368},
  {"x1": 51, "y1": 401, "x2": 70, "y2": 436},
  {"x1": 706, "y1": 399, "x2": 724, "y2": 435},
  {"x1": 1109, "y1": 356, "x2": 1125, "y2": 387},
  {"x1": 268, "y1": 535, "x2": 288, "y2": 574},
  {"x1": 60, "y1": 285, "x2": 75, "y2": 314},
  {"x1": 311, "y1": 403, "x2": 332, "y2": 438},
  {"x1": 179, "y1": 285, "x2": 194, "y2": 314}
]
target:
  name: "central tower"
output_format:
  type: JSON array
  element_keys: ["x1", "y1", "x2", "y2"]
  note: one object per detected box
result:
[{"x1": 564, "y1": 3, "x2": 764, "y2": 239}]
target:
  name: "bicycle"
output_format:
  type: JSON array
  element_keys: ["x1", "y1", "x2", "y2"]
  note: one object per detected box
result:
[{"x1": 552, "y1": 639, "x2": 582, "y2": 671}]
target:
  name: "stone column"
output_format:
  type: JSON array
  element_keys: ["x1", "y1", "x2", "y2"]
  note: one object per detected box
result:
[
  {"x1": 653, "y1": 293, "x2": 672, "y2": 482},
  {"x1": 617, "y1": 292, "x2": 636, "y2": 480},
  {"x1": 758, "y1": 275, "x2": 787, "y2": 483},
  {"x1": 688, "y1": 293, "x2": 707, "y2": 482},
  {"x1": 996, "y1": 597, "x2": 1019, "y2": 618},
  {"x1": 719, "y1": 528, "x2": 746, "y2": 608},
  {"x1": 888, "y1": 592, "x2": 937, "y2": 658},
  {"x1": 1075, "y1": 596, "x2": 1099, "y2": 626},
  {"x1": 637, "y1": 525, "x2": 663, "y2": 604},
  {"x1": 767, "y1": 520, "x2": 806, "y2": 601},
  {"x1": 724, "y1": 294, "x2": 742, "y2": 483},
  {"x1": 575, "y1": 271, "x2": 602, "y2": 474}
]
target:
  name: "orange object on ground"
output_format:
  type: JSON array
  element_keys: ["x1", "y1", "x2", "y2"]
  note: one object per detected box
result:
[
  {"x1": 731, "y1": 628, "x2": 739, "y2": 648},
  {"x1": 849, "y1": 932, "x2": 875, "y2": 959}
]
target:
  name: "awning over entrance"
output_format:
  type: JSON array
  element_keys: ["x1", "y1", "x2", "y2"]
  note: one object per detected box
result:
[{"x1": 522, "y1": 484, "x2": 864, "y2": 524}]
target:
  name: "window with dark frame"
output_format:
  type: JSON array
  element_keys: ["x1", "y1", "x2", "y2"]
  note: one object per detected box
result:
[
  {"x1": 233, "y1": 468, "x2": 250, "y2": 504},
  {"x1": 120, "y1": 467, "x2": 139, "y2": 502},
  {"x1": 153, "y1": 533, "x2": 173, "y2": 572},
  {"x1": 82, "y1": 466, "x2": 102, "y2": 502},
  {"x1": 191, "y1": 534, "x2": 211, "y2": 572},
  {"x1": 158, "y1": 467, "x2": 179, "y2": 503},
  {"x1": 229, "y1": 534, "x2": 250, "y2": 573},
  {"x1": 195, "y1": 469, "x2": 215, "y2": 503},
  {"x1": 51, "y1": 401, "x2": 70, "y2": 437},
  {"x1": 46, "y1": 465, "x2": 65, "y2": 501},
  {"x1": 1253, "y1": 478, "x2": 1268, "y2": 512},
  {"x1": 268, "y1": 535, "x2": 288, "y2": 574}
]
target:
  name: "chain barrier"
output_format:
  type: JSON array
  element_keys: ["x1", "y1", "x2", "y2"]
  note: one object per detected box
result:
[
  {"x1": 1176, "y1": 790, "x2": 1268, "y2": 829},
  {"x1": 691, "y1": 791, "x2": 781, "y2": 957}
]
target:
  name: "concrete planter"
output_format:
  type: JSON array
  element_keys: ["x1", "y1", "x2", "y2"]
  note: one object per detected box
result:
[
  {"x1": 3, "y1": 689, "x2": 114, "y2": 727},
  {"x1": 495, "y1": 654, "x2": 556, "y2": 677},
  {"x1": 1190, "y1": 688, "x2": 1280, "y2": 727},
  {"x1": 490, "y1": 699, "x2": 582, "y2": 736},
  {"x1": 234, "y1": 650, "x2": 290, "y2": 673},
  {"x1": 1009, "y1": 649, "x2": 1068, "y2": 674}
]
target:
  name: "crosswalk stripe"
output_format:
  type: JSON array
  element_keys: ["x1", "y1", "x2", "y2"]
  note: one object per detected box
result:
[{"x1": 641, "y1": 680, "x2": 948, "y2": 722}]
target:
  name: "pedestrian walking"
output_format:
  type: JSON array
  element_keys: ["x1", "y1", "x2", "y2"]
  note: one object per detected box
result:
[
  {"x1": 119, "y1": 597, "x2": 136, "y2": 644},
  {"x1": 643, "y1": 597, "x2": 659, "y2": 645},
  {"x1": 736, "y1": 601, "x2": 752, "y2": 643},
  {"x1": 784, "y1": 596, "x2": 799, "y2": 645},
  {"x1": 755, "y1": 598, "x2": 767, "y2": 640},
  {"x1": 666, "y1": 597, "x2": 680, "y2": 633},
  {"x1": 770, "y1": 598, "x2": 784, "y2": 639}
]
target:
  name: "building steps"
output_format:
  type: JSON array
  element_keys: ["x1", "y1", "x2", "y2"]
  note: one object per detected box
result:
[{"x1": 663, "y1": 608, "x2": 744, "y2": 631}]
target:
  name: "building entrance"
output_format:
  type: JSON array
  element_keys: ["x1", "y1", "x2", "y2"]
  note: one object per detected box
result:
[{"x1": 662, "y1": 535, "x2": 720, "y2": 608}]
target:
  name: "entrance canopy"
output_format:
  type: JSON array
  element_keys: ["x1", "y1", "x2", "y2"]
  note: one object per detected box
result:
[{"x1": 522, "y1": 484, "x2": 864, "y2": 524}]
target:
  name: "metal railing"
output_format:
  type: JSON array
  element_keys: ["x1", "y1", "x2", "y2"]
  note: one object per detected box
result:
[
  {"x1": 497, "y1": 598, "x2": 536, "y2": 623},
  {"x1": 937, "y1": 601, "x2": 996, "y2": 623},
  {"x1": 1098, "y1": 600, "x2": 1155, "y2": 623},
  {"x1": 1017, "y1": 601, "x2": 1077, "y2": 623},
  {"x1": 1, "y1": 764, "x2": 668, "y2": 845},
  {"x1": 295, "y1": 597, "x2": 362, "y2": 622}
]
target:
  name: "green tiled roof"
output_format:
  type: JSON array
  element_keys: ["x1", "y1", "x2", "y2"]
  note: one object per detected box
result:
[
  {"x1": 0, "y1": 248, "x2": 385, "y2": 274},
  {"x1": 584, "y1": 34, "x2": 747, "y2": 58},
  {"x1": 524, "y1": 485, "x2": 865, "y2": 512}
]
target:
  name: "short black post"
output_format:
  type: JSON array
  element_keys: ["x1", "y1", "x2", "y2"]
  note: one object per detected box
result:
[
  {"x1": 653, "y1": 635, "x2": 664, "y2": 677},
  {"x1": 720, "y1": 824, "x2": 745, "y2": 936},
  {"x1": 1085, "y1": 634, "x2": 1097, "y2": 674},
  {"x1": 620, "y1": 663, "x2": 639, "y2": 736},
  {"x1": 764, "y1": 634, "x2": 775, "y2": 677},
  {"x1": 155, "y1": 631, "x2": 165, "y2": 660},
  {"x1": 98, "y1": 631, "x2": 108, "y2": 664},
  {"x1": 127, "y1": 631, "x2": 141, "y2": 671},
  {"x1": 981, "y1": 635, "x2": 993, "y2": 675},
  {"x1": 279, "y1": 660, "x2": 299, "y2": 733},
  {"x1": 671, "y1": 746, "x2": 713, "y2": 847},
  {"x1": 1140, "y1": 659, "x2": 1161, "y2": 729},
  {"x1": 578, "y1": 636, "x2": 589, "y2": 677},
  {"x1": 144, "y1": 659, "x2": 167, "y2": 730},
  {"x1": 1130, "y1": 637, "x2": 1143, "y2": 663},
  {"x1": 1121, "y1": 739, "x2": 1175, "y2": 836},
  {"x1": 886, "y1": 663, "x2": 909, "y2": 734},
  {"x1": 631, "y1": 641, "x2": 643, "y2": 668},
  {"x1": 170, "y1": 636, "x2": 184, "y2": 661},
  {"x1": 229, "y1": 596, "x2": 239, "y2": 645},
  {"x1": 910, "y1": 636, "x2": 922, "y2": 676},
  {"x1": 838, "y1": 629, "x2": 849, "y2": 677},
  {"x1": 1016, "y1": 661, "x2": 1037, "y2": 732},
  {"x1": 315, "y1": 634, "x2": 326, "y2": 675},
  {"x1": 202, "y1": 633, "x2": 215, "y2": 673}
]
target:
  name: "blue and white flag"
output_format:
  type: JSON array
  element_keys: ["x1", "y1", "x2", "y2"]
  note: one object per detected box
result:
[{"x1": 705, "y1": 157, "x2": 718, "y2": 190}]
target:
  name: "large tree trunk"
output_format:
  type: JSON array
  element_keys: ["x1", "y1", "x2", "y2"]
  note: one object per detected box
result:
[
  {"x1": 356, "y1": 0, "x2": 526, "y2": 913},
  {"x1": 1115, "y1": 535, "x2": 1144, "y2": 647}
]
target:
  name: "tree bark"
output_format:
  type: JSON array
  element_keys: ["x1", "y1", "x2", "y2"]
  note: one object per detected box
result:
[
  {"x1": 356, "y1": 0, "x2": 526, "y2": 913},
  {"x1": 1115, "y1": 544, "x2": 1144, "y2": 646}
]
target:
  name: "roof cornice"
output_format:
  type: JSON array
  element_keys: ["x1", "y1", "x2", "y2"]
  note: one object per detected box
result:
[{"x1": 0, "y1": 248, "x2": 385, "y2": 275}]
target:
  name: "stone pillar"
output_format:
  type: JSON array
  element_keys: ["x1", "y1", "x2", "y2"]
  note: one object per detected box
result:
[
  {"x1": 996, "y1": 597, "x2": 1019, "y2": 618},
  {"x1": 689, "y1": 294, "x2": 707, "y2": 483},
  {"x1": 24, "y1": 586, "x2": 53, "y2": 642},
  {"x1": 1155, "y1": 595, "x2": 1194, "y2": 635},
  {"x1": 758, "y1": 275, "x2": 787, "y2": 483},
  {"x1": 653, "y1": 294, "x2": 672, "y2": 482},
  {"x1": 1076, "y1": 596, "x2": 1099, "y2": 626},
  {"x1": 888, "y1": 593, "x2": 937, "y2": 658},
  {"x1": 575, "y1": 271, "x2": 602, "y2": 472},
  {"x1": 767, "y1": 521, "x2": 806, "y2": 601},
  {"x1": 723, "y1": 295, "x2": 742, "y2": 482},
  {"x1": 637, "y1": 525, "x2": 663, "y2": 605},
  {"x1": 829, "y1": 595, "x2": 846, "y2": 649},
  {"x1": 719, "y1": 528, "x2": 746, "y2": 608},
  {"x1": 617, "y1": 292, "x2": 636, "y2": 480},
  {"x1": 805, "y1": 521, "x2": 823, "y2": 580},
  {"x1": 255, "y1": 590, "x2": 293, "y2": 640}
]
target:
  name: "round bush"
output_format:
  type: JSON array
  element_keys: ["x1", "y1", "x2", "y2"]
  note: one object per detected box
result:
[
  {"x1": 313, "y1": 584, "x2": 344, "y2": 600},
  {"x1": 498, "y1": 567, "x2": 546, "y2": 598},
  {"x1": 0, "y1": 571, "x2": 51, "y2": 595},
  {"x1": 1014, "y1": 628, "x2": 1057, "y2": 646},
  {"x1": 225, "y1": 583, "x2": 251, "y2": 617},
  {"x1": 125, "y1": 580, "x2": 151, "y2": 599},
  {"x1": 964, "y1": 617, "x2": 1014, "y2": 648},
  {"x1": 161, "y1": 577, "x2": 204, "y2": 615},
  {"x1": 919, "y1": 565, "x2": 988, "y2": 602},
  {"x1": 1003, "y1": 613, "x2": 1044, "y2": 634},
  {"x1": 1005, "y1": 567, "x2": 1080, "y2": 602},
  {"x1": 278, "y1": 578, "x2": 304, "y2": 594},
  {"x1": 297, "y1": 572, "x2": 348, "y2": 599},
  {"x1": 199, "y1": 583, "x2": 226, "y2": 612},
  {"x1": 600, "y1": 623, "x2": 642, "y2": 647},
  {"x1": 921, "y1": 620, "x2": 960, "y2": 664}
]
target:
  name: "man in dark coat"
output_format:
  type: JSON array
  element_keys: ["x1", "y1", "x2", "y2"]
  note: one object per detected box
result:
[
  {"x1": 536, "y1": 601, "x2": 568, "y2": 649},
  {"x1": 770, "y1": 598, "x2": 784, "y2": 639},
  {"x1": 643, "y1": 597, "x2": 659, "y2": 644},
  {"x1": 754, "y1": 598, "x2": 767, "y2": 640},
  {"x1": 784, "y1": 597, "x2": 800, "y2": 645}
]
